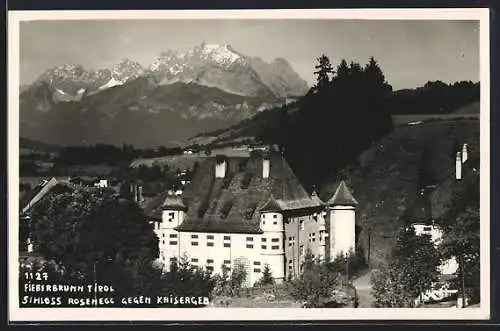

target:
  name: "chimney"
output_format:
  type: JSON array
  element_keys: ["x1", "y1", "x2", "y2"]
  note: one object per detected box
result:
[
  {"x1": 456, "y1": 151, "x2": 462, "y2": 180},
  {"x1": 138, "y1": 185, "x2": 144, "y2": 202},
  {"x1": 462, "y1": 143, "x2": 468, "y2": 163},
  {"x1": 262, "y1": 157, "x2": 270, "y2": 179},
  {"x1": 215, "y1": 155, "x2": 227, "y2": 178}
]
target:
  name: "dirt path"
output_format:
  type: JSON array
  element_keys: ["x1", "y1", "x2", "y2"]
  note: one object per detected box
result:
[{"x1": 353, "y1": 270, "x2": 375, "y2": 308}]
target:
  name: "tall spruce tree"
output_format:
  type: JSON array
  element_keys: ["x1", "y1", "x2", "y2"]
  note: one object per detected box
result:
[{"x1": 313, "y1": 54, "x2": 334, "y2": 92}]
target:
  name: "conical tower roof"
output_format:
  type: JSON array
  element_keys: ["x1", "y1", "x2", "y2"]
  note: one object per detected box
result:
[
  {"x1": 327, "y1": 181, "x2": 358, "y2": 206},
  {"x1": 162, "y1": 194, "x2": 187, "y2": 210},
  {"x1": 258, "y1": 194, "x2": 283, "y2": 212}
]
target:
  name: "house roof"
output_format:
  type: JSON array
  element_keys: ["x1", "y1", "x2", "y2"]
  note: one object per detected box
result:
[
  {"x1": 164, "y1": 152, "x2": 323, "y2": 234},
  {"x1": 162, "y1": 195, "x2": 187, "y2": 210},
  {"x1": 21, "y1": 177, "x2": 76, "y2": 215},
  {"x1": 327, "y1": 181, "x2": 358, "y2": 206}
]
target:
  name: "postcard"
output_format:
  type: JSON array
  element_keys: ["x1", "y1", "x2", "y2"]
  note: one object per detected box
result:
[{"x1": 8, "y1": 8, "x2": 490, "y2": 322}]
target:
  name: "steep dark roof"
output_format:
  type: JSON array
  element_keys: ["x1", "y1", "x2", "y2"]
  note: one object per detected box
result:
[
  {"x1": 327, "y1": 181, "x2": 358, "y2": 206},
  {"x1": 174, "y1": 152, "x2": 322, "y2": 234}
]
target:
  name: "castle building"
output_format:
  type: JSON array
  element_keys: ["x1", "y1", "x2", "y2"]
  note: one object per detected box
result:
[{"x1": 144, "y1": 150, "x2": 358, "y2": 286}]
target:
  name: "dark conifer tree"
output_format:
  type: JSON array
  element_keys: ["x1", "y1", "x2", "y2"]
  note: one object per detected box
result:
[{"x1": 313, "y1": 54, "x2": 334, "y2": 92}]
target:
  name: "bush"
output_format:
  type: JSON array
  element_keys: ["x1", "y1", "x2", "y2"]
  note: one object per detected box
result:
[
  {"x1": 288, "y1": 249, "x2": 343, "y2": 307},
  {"x1": 258, "y1": 264, "x2": 275, "y2": 285}
]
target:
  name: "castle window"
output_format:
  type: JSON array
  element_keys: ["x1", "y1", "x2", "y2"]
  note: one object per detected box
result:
[
  {"x1": 299, "y1": 245, "x2": 304, "y2": 256},
  {"x1": 272, "y1": 245, "x2": 280, "y2": 250},
  {"x1": 273, "y1": 214, "x2": 277, "y2": 219},
  {"x1": 423, "y1": 226, "x2": 432, "y2": 231},
  {"x1": 191, "y1": 258, "x2": 198, "y2": 263},
  {"x1": 261, "y1": 245, "x2": 267, "y2": 249},
  {"x1": 271, "y1": 238, "x2": 279, "y2": 242},
  {"x1": 191, "y1": 234, "x2": 198, "y2": 239},
  {"x1": 162, "y1": 234, "x2": 165, "y2": 237},
  {"x1": 169, "y1": 234, "x2": 177, "y2": 238},
  {"x1": 261, "y1": 238, "x2": 267, "y2": 242},
  {"x1": 254, "y1": 261, "x2": 261, "y2": 265},
  {"x1": 207, "y1": 242, "x2": 214, "y2": 247},
  {"x1": 223, "y1": 260, "x2": 230, "y2": 264},
  {"x1": 191, "y1": 242, "x2": 199, "y2": 246},
  {"x1": 162, "y1": 240, "x2": 165, "y2": 244},
  {"x1": 224, "y1": 236, "x2": 230, "y2": 240},
  {"x1": 246, "y1": 244, "x2": 254, "y2": 249},
  {"x1": 246, "y1": 237, "x2": 254, "y2": 241},
  {"x1": 224, "y1": 243, "x2": 230, "y2": 248},
  {"x1": 169, "y1": 241, "x2": 178, "y2": 245},
  {"x1": 207, "y1": 235, "x2": 214, "y2": 240},
  {"x1": 253, "y1": 268, "x2": 261, "y2": 273},
  {"x1": 207, "y1": 266, "x2": 214, "y2": 272},
  {"x1": 300, "y1": 219, "x2": 304, "y2": 230},
  {"x1": 273, "y1": 221, "x2": 277, "y2": 225},
  {"x1": 207, "y1": 259, "x2": 214, "y2": 264}
]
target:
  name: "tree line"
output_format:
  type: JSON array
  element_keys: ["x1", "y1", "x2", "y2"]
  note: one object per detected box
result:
[{"x1": 259, "y1": 55, "x2": 394, "y2": 190}]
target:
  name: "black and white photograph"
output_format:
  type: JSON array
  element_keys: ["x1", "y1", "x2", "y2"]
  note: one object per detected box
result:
[{"x1": 8, "y1": 9, "x2": 490, "y2": 321}]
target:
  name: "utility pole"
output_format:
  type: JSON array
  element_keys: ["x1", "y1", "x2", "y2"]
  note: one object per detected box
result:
[
  {"x1": 93, "y1": 261, "x2": 97, "y2": 307},
  {"x1": 461, "y1": 259, "x2": 466, "y2": 308},
  {"x1": 367, "y1": 227, "x2": 372, "y2": 265}
]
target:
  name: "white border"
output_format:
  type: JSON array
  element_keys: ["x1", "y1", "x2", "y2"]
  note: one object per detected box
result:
[{"x1": 8, "y1": 8, "x2": 491, "y2": 322}]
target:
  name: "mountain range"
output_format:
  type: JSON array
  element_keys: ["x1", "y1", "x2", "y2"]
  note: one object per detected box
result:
[{"x1": 20, "y1": 43, "x2": 309, "y2": 147}]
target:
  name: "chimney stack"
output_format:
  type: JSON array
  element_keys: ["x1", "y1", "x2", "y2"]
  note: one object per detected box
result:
[
  {"x1": 215, "y1": 155, "x2": 227, "y2": 178},
  {"x1": 262, "y1": 157, "x2": 270, "y2": 179},
  {"x1": 462, "y1": 143, "x2": 468, "y2": 164},
  {"x1": 138, "y1": 185, "x2": 144, "y2": 202},
  {"x1": 455, "y1": 151, "x2": 462, "y2": 180}
]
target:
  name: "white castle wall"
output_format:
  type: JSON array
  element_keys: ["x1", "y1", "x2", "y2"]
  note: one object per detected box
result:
[{"x1": 329, "y1": 205, "x2": 356, "y2": 258}]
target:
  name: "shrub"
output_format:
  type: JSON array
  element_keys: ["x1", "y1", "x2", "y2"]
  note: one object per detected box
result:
[
  {"x1": 258, "y1": 264, "x2": 275, "y2": 285},
  {"x1": 288, "y1": 249, "x2": 342, "y2": 307}
]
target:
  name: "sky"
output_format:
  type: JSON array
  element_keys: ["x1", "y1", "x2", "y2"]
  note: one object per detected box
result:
[{"x1": 19, "y1": 19, "x2": 479, "y2": 90}]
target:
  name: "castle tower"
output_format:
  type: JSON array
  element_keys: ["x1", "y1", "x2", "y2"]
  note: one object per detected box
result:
[
  {"x1": 258, "y1": 195, "x2": 285, "y2": 284},
  {"x1": 327, "y1": 181, "x2": 358, "y2": 259},
  {"x1": 456, "y1": 151, "x2": 462, "y2": 180},
  {"x1": 158, "y1": 194, "x2": 187, "y2": 270}
]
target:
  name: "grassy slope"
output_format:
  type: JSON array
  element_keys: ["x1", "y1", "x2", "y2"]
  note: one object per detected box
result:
[{"x1": 320, "y1": 118, "x2": 480, "y2": 268}]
